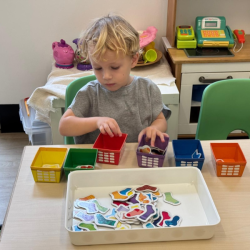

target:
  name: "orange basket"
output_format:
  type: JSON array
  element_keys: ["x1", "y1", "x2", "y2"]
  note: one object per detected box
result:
[
  {"x1": 93, "y1": 133, "x2": 127, "y2": 165},
  {"x1": 210, "y1": 143, "x2": 247, "y2": 177}
]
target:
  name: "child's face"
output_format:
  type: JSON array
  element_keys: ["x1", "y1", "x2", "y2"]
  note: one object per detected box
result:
[{"x1": 89, "y1": 49, "x2": 139, "y2": 91}]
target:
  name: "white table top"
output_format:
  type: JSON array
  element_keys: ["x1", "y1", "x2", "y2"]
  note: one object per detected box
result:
[{"x1": 2, "y1": 140, "x2": 250, "y2": 249}]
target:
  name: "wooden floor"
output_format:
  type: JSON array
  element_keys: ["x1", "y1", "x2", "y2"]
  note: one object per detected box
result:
[{"x1": 0, "y1": 133, "x2": 29, "y2": 225}]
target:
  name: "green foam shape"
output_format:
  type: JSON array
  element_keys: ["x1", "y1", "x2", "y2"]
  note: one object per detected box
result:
[
  {"x1": 92, "y1": 200, "x2": 109, "y2": 213},
  {"x1": 164, "y1": 192, "x2": 180, "y2": 205},
  {"x1": 78, "y1": 222, "x2": 97, "y2": 231}
]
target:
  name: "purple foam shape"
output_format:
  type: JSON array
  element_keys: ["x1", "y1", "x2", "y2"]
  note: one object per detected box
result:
[
  {"x1": 127, "y1": 194, "x2": 139, "y2": 204},
  {"x1": 75, "y1": 211, "x2": 95, "y2": 223},
  {"x1": 138, "y1": 204, "x2": 156, "y2": 222},
  {"x1": 78, "y1": 201, "x2": 98, "y2": 213}
]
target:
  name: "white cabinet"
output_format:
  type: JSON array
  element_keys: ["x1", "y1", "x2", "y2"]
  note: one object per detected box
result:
[{"x1": 179, "y1": 62, "x2": 250, "y2": 135}]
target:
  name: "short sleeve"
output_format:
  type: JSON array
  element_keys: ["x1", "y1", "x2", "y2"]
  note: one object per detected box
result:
[
  {"x1": 68, "y1": 86, "x2": 92, "y2": 118},
  {"x1": 149, "y1": 81, "x2": 171, "y2": 121}
]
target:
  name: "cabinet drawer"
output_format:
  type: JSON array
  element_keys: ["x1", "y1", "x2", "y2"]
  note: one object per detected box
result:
[
  {"x1": 182, "y1": 63, "x2": 250, "y2": 73},
  {"x1": 182, "y1": 72, "x2": 250, "y2": 86}
]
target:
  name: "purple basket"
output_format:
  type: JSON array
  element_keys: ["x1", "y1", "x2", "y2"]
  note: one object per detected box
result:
[{"x1": 136, "y1": 134, "x2": 169, "y2": 168}]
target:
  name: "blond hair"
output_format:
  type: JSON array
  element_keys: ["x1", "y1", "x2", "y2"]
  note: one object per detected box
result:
[{"x1": 78, "y1": 14, "x2": 140, "y2": 61}]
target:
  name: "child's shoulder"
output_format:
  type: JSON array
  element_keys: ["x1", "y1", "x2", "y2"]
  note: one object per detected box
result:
[
  {"x1": 135, "y1": 76, "x2": 159, "y2": 90},
  {"x1": 78, "y1": 79, "x2": 99, "y2": 92}
]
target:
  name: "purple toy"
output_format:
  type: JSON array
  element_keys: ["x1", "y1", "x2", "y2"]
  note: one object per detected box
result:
[
  {"x1": 72, "y1": 38, "x2": 92, "y2": 71},
  {"x1": 52, "y1": 39, "x2": 74, "y2": 69}
]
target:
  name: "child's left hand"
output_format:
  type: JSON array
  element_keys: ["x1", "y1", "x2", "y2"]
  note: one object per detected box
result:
[{"x1": 138, "y1": 126, "x2": 169, "y2": 147}]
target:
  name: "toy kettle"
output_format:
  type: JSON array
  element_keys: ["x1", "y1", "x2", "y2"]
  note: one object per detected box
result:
[{"x1": 52, "y1": 39, "x2": 74, "y2": 69}]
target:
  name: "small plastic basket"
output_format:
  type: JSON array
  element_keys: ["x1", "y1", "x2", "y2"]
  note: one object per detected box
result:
[
  {"x1": 172, "y1": 139, "x2": 205, "y2": 170},
  {"x1": 30, "y1": 147, "x2": 68, "y2": 183},
  {"x1": 93, "y1": 133, "x2": 127, "y2": 165},
  {"x1": 63, "y1": 148, "x2": 98, "y2": 177},
  {"x1": 136, "y1": 134, "x2": 169, "y2": 168},
  {"x1": 210, "y1": 143, "x2": 247, "y2": 177}
]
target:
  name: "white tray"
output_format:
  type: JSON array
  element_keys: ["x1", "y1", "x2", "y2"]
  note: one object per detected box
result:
[{"x1": 65, "y1": 167, "x2": 220, "y2": 245}]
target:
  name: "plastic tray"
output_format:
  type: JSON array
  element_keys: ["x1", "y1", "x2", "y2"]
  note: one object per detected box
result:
[
  {"x1": 65, "y1": 167, "x2": 220, "y2": 245},
  {"x1": 63, "y1": 148, "x2": 98, "y2": 177},
  {"x1": 210, "y1": 143, "x2": 247, "y2": 177},
  {"x1": 31, "y1": 147, "x2": 67, "y2": 182},
  {"x1": 93, "y1": 133, "x2": 127, "y2": 165},
  {"x1": 172, "y1": 139, "x2": 205, "y2": 170},
  {"x1": 136, "y1": 134, "x2": 169, "y2": 168}
]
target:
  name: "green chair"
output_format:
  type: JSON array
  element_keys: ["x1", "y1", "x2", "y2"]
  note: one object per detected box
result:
[
  {"x1": 195, "y1": 78, "x2": 250, "y2": 140},
  {"x1": 64, "y1": 75, "x2": 96, "y2": 144}
]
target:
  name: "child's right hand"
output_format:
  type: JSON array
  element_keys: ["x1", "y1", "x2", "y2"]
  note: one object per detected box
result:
[{"x1": 97, "y1": 117, "x2": 122, "y2": 137}]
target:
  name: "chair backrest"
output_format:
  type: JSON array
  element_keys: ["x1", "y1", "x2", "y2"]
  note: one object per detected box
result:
[
  {"x1": 195, "y1": 78, "x2": 250, "y2": 140},
  {"x1": 64, "y1": 75, "x2": 96, "y2": 144}
]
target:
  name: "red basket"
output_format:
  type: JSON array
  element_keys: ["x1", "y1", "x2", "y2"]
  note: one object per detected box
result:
[{"x1": 93, "y1": 133, "x2": 127, "y2": 165}]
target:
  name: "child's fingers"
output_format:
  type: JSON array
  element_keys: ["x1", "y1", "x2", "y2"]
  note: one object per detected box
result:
[
  {"x1": 150, "y1": 131, "x2": 157, "y2": 147},
  {"x1": 99, "y1": 125, "x2": 106, "y2": 135},
  {"x1": 157, "y1": 131, "x2": 166, "y2": 142},
  {"x1": 109, "y1": 121, "x2": 122, "y2": 137},
  {"x1": 103, "y1": 123, "x2": 114, "y2": 137}
]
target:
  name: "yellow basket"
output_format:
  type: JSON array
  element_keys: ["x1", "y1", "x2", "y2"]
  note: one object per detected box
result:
[{"x1": 31, "y1": 147, "x2": 68, "y2": 183}]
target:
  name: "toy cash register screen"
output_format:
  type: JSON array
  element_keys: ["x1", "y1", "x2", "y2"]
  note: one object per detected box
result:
[{"x1": 205, "y1": 22, "x2": 217, "y2": 27}]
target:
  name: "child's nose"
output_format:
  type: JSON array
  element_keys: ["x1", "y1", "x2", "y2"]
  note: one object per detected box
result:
[{"x1": 103, "y1": 70, "x2": 112, "y2": 80}]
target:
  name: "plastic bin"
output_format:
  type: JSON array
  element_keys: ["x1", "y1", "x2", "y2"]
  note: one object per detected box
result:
[
  {"x1": 210, "y1": 143, "x2": 247, "y2": 177},
  {"x1": 172, "y1": 139, "x2": 205, "y2": 170},
  {"x1": 93, "y1": 133, "x2": 127, "y2": 165},
  {"x1": 19, "y1": 99, "x2": 52, "y2": 145},
  {"x1": 192, "y1": 85, "x2": 208, "y2": 102},
  {"x1": 136, "y1": 134, "x2": 169, "y2": 168},
  {"x1": 31, "y1": 147, "x2": 67, "y2": 183},
  {"x1": 63, "y1": 148, "x2": 98, "y2": 177},
  {"x1": 65, "y1": 167, "x2": 221, "y2": 245}
]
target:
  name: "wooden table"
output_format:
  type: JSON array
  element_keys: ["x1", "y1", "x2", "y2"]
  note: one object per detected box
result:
[{"x1": 1, "y1": 141, "x2": 250, "y2": 249}]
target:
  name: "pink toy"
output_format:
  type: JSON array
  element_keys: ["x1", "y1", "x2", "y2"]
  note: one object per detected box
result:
[
  {"x1": 52, "y1": 39, "x2": 74, "y2": 69},
  {"x1": 139, "y1": 26, "x2": 158, "y2": 48}
]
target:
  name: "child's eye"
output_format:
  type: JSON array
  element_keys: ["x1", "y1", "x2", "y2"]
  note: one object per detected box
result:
[
  {"x1": 94, "y1": 68, "x2": 102, "y2": 71},
  {"x1": 111, "y1": 67, "x2": 120, "y2": 70}
]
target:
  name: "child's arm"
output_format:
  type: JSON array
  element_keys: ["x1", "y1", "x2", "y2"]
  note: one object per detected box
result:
[
  {"x1": 59, "y1": 109, "x2": 122, "y2": 137},
  {"x1": 138, "y1": 112, "x2": 168, "y2": 147}
]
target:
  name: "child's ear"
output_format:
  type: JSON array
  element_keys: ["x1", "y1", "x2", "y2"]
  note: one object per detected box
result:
[{"x1": 131, "y1": 52, "x2": 139, "y2": 68}]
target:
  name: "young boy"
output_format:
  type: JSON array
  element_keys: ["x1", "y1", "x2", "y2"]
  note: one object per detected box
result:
[{"x1": 59, "y1": 14, "x2": 171, "y2": 146}]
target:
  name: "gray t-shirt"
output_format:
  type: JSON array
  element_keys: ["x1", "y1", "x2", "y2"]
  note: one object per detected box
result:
[{"x1": 69, "y1": 76, "x2": 171, "y2": 144}]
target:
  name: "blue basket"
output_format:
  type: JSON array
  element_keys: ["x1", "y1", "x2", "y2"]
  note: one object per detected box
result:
[{"x1": 172, "y1": 139, "x2": 205, "y2": 170}]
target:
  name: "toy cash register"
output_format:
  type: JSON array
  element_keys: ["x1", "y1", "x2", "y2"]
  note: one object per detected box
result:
[
  {"x1": 176, "y1": 25, "x2": 197, "y2": 49},
  {"x1": 196, "y1": 16, "x2": 234, "y2": 48}
]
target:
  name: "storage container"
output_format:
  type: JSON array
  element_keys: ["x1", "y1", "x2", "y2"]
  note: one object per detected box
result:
[
  {"x1": 93, "y1": 133, "x2": 127, "y2": 165},
  {"x1": 65, "y1": 167, "x2": 220, "y2": 245},
  {"x1": 63, "y1": 148, "x2": 98, "y2": 177},
  {"x1": 19, "y1": 99, "x2": 52, "y2": 145},
  {"x1": 210, "y1": 143, "x2": 247, "y2": 177},
  {"x1": 172, "y1": 139, "x2": 205, "y2": 170},
  {"x1": 31, "y1": 147, "x2": 67, "y2": 182},
  {"x1": 136, "y1": 134, "x2": 169, "y2": 168}
]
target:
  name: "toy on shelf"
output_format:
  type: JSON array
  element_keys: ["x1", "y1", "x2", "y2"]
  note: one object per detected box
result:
[
  {"x1": 139, "y1": 26, "x2": 158, "y2": 48},
  {"x1": 72, "y1": 38, "x2": 93, "y2": 71},
  {"x1": 52, "y1": 39, "x2": 74, "y2": 69},
  {"x1": 137, "y1": 27, "x2": 160, "y2": 65}
]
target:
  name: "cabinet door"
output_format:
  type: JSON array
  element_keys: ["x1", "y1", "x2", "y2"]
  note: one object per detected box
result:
[{"x1": 179, "y1": 72, "x2": 250, "y2": 135}]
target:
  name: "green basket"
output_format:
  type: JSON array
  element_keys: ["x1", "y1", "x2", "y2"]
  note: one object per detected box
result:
[{"x1": 63, "y1": 148, "x2": 98, "y2": 177}]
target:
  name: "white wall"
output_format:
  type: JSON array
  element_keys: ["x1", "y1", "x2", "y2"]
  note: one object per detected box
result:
[
  {"x1": 176, "y1": 0, "x2": 250, "y2": 34},
  {"x1": 0, "y1": 0, "x2": 168, "y2": 104}
]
